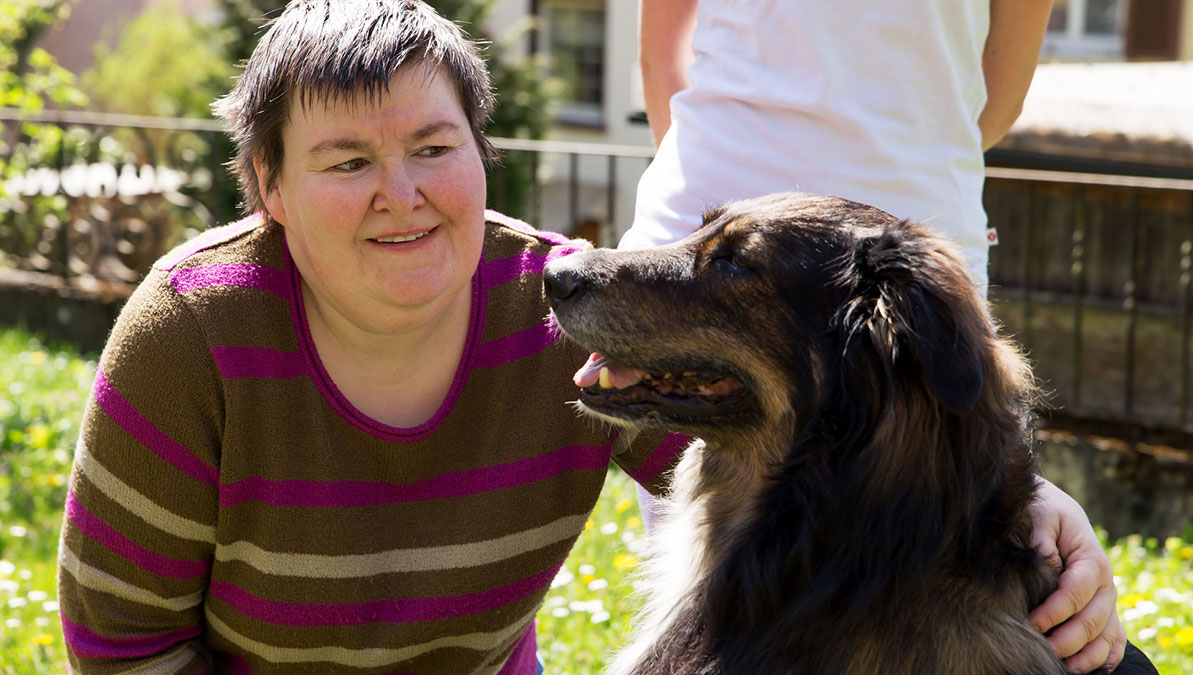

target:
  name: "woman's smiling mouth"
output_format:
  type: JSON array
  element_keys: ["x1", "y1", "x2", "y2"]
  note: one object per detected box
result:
[{"x1": 371, "y1": 229, "x2": 433, "y2": 244}]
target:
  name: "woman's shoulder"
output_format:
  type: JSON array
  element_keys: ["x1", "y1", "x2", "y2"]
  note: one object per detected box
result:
[
  {"x1": 155, "y1": 212, "x2": 283, "y2": 273},
  {"x1": 109, "y1": 213, "x2": 292, "y2": 356},
  {"x1": 483, "y1": 210, "x2": 592, "y2": 259}
]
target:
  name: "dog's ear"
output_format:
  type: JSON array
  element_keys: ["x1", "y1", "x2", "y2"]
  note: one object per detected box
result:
[
  {"x1": 901, "y1": 282, "x2": 985, "y2": 414},
  {"x1": 849, "y1": 224, "x2": 985, "y2": 415}
]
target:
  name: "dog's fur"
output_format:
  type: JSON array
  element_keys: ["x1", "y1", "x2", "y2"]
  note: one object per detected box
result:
[{"x1": 544, "y1": 193, "x2": 1155, "y2": 675}]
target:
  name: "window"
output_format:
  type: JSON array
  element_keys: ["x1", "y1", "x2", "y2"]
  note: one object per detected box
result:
[
  {"x1": 542, "y1": 0, "x2": 605, "y2": 126},
  {"x1": 1043, "y1": 0, "x2": 1126, "y2": 60}
]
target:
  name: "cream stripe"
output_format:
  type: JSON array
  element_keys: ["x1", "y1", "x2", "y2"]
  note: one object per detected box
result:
[
  {"x1": 118, "y1": 645, "x2": 202, "y2": 674},
  {"x1": 59, "y1": 545, "x2": 204, "y2": 612},
  {"x1": 204, "y1": 603, "x2": 538, "y2": 668},
  {"x1": 75, "y1": 440, "x2": 216, "y2": 543},
  {"x1": 216, "y1": 513, "x2": 587, "y2": 577}
]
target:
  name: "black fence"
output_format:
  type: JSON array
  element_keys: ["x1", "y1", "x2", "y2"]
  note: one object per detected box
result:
[{"x1": 3, "y1": 109, "x2": 1193, "y2": 450}]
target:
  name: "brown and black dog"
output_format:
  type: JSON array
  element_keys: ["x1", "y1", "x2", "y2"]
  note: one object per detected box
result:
[{"x1": 544, "y1": 193, "x2": 1156, "y2": 675}]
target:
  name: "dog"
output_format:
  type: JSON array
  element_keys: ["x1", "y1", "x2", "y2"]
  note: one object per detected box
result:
[{"x1": 544, "y1": 193, "x2": 1156, "y2": 675}]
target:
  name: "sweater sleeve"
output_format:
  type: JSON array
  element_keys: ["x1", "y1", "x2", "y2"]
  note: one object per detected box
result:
[
  {"x1": 609, "y1": 427, "x2": 691, "y2": 496},
  {"x1": 58, "y1": 268, "x2": 222, "y2": 674}
]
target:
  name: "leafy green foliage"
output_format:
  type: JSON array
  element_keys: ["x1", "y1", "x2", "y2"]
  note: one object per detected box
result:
[
  {"x1": 0, "y1": 1, "x2": 85, "y2": 111},
  {"x1": 0, "y1": 1, "x2": 87, "y2": 270},
  {"x1": 80, "y1": 1, "x2": 234, "y2": 120}
]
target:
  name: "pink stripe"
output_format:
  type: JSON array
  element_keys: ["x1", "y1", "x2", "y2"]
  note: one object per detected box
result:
[
  {"x1": 223, "y1": 653, "x2": 253, "y2": 674},
  {"x1": 481, "y1": 247, "x2": 586, "y2": 290},
  {"x1": 210, "y1": 560, "x2": 563, "y2": 626},
  {"x1": 473, "y1": 320, "x2": 561, "y2": 370},
  {"x1": 624, "y1": 432, "x2": 691, "y2": 486},
  {"x1": 170, "y1": 263, "x2": 289, "y2": 297},
  {"x1": 157, "y1": 213, "x2": 262, "y2": 271},
  {"x1": 66, "y1": 490, "x2": 210, "y2": 579},
  {"x1": 497, "y1": 623, "x2": 538, "y2": 674},
  {"x1": 220, "y1": 443, "x2": 611, "y2": 508},
  {"x1": 211, "y1": 346, "x2": 308, "y2": 379},
  {"x1": 92, "y1": 367, "x2": 218, "y2": 485},
  {"x1": 61, "y1": 616, "x2": 202, "y2": 660}
]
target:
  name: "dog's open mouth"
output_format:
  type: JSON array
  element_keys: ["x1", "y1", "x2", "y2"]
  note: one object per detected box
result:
[{"x1": 574, "y1": 353, "x2": 752, "y2": 421}]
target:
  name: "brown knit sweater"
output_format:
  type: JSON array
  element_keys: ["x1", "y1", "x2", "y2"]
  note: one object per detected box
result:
[{"x1": 57, "y1": 212, "x2": 686, "y2": 674}]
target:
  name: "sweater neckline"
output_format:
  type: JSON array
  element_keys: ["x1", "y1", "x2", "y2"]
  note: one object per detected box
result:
[{"x1": 284, "y1": 239, "x2": 485, "y2": 443}]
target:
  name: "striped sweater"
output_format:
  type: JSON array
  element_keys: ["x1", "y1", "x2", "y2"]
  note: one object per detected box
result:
[{"x1": 58, "y1": 212, "x2": 686, "y2": 674}]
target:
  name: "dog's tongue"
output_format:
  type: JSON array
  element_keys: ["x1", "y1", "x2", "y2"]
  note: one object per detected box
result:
[{"x1": 574, "y1": 352, "x2": 647, "y2": 389}]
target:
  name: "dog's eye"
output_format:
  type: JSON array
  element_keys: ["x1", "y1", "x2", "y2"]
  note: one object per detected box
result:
[{"x1": 710, "y1": 251, "x2": 754, "y2": 276}]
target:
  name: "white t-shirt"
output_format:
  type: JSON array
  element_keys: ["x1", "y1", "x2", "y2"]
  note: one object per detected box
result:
[{"x1": 623, "y1": 0, "x2": 992, "y2": 289}]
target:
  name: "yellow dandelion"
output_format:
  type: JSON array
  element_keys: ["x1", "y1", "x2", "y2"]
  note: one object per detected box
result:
[
  {"x1": 627, "y1": 517, "x2": 642, "y2": 530},
  {"x1": 613, "y1": 554, "x2": 638, "y2": 571},
  {"x1": 50, "y1": 474, "x2": 66, "y2": 487},
  {"x1": 32, "y1": 633, "x2": 54, "y2": 647},
  {"x1": 1180, "y1": 546, "x2": 1193, "y2": 560},
  {"x1": 1176, "y1": 626, "x2": 1193, "y2": 646},
  {"x1": 29, "y1": 351, "x2": 46, "y2": 365},
  {"x1": 26, "y1": 424, "x2": 52, "y2": 449},
  {"x1": 615, "y1": 499, "x2": 633, "y2": 513},
  {"x1": 584, "y1": 520, "x2": 593, "y2": 531},
  {"x1": 581, "y1": 574, "x2": 596, "y2": 585},
  {"x1": 1119, "y1": 593, "x2": 1143, "y2": 607}
]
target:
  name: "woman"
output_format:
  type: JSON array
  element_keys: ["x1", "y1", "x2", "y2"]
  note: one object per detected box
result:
[{"x1": 57, "y1": 1, "x2": 684, "y2": 672}]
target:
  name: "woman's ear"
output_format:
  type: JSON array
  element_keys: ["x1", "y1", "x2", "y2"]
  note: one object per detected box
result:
[{"x1": 253, "y1": 155, "x2": 287, "y2": 226}]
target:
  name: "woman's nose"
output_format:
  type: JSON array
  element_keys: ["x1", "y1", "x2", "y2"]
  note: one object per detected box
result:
[{"x1": 372, "y1": 162, "x2": 425, "y2": 213}]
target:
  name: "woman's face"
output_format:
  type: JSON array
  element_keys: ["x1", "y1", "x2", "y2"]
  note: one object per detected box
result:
[{"x1": 257, "y1": 64, "x2": 487, "y2": 336}]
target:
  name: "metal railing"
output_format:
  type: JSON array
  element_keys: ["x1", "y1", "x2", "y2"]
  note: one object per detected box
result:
[
  {"x1": 984, "y1": 167, "x2": 1193, "y2": 445},
  {"x1": 3, "y1": 109, "x2": 1193, "y2": 447}
]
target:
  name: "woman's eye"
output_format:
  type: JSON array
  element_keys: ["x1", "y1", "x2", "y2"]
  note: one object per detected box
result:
[{"x1": 332, "y1": 158, "x2": 367, "y2": 172}]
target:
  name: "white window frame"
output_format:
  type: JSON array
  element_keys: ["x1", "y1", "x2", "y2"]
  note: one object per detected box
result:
[
  {"x1": 540, "y1": 0, "x2": 606, "y2": 126},
  {"x1": 1041, "y1": 0, "x2": 1125, "y2": 61}
]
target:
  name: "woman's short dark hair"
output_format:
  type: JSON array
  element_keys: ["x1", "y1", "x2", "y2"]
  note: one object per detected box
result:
[{"x1": 213, "y1": 0, "x2": 497, "y2": 217}]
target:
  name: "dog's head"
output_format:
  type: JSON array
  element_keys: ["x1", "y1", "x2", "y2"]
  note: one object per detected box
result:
[{"x1": 545, "y1": 192, "x2": 1020, "y2": 450}]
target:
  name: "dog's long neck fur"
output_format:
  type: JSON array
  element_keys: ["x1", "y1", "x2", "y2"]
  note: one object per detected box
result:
[{"x1": 689, "y1": 337, "x2": 1063, "y2": 674}]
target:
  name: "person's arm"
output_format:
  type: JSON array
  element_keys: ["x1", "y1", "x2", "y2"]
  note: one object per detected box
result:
[
  {"x1": 979, "y1": 0, "x2": 1053, "y2": 150},
  {"x1": 58, "y1": 271, "x2": 219, "y2": 673},
  {"x1": 639, "y1": 0, "x2": 698, "y2": 147},
  {"x1": 1029, "y1": 478, "x2": 1127, "y2": 673}
]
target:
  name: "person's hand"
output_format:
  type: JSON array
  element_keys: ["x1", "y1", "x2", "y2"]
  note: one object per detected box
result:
[{"x1": 1028, "y1": 478, "x2": 1126, "y2": 673}]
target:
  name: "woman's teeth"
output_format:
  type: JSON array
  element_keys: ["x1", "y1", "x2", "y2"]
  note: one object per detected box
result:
[{"x1": 374, "y1": 232, "x2": 428, "y2": 243}]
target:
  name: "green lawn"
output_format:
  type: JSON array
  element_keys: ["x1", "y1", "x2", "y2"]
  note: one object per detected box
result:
[{"x1": 0, "y1": 326, "x2": 1190, "y2": 674}]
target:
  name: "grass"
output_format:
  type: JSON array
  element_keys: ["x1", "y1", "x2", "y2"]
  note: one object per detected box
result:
[
  {"x1": 0, "y1": 327, "x2": 95, "y2": 674},
  {"x1": 0, "y1": 325, "x2": 1190, "y2": 674}
]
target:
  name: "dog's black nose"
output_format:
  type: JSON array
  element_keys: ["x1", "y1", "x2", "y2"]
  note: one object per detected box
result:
[{"x1": 544, "y1": 269, "x2": 586, "y2": 307}]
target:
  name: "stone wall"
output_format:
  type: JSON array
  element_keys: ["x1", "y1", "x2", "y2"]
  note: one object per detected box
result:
[{"x1": 1037, "y1": 429, "x2": 1193, "y2": 539}]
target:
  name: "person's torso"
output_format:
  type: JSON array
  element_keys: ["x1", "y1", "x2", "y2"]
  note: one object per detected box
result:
[
  {"x1": 168, "y1": 216, "x2": 613, "y2": 674},
  {"x1": 631, "y1": 0, "x2": 992, "y2": 284}
]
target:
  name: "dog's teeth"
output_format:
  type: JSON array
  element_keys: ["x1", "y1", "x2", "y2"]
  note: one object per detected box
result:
[{"x1": 599, "y1": 366, "x2": 613, "y2": 389}]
